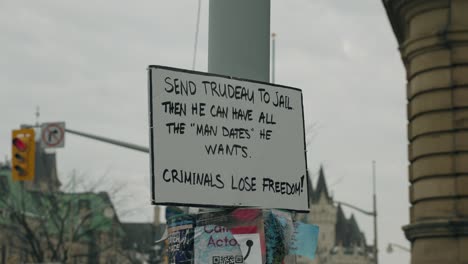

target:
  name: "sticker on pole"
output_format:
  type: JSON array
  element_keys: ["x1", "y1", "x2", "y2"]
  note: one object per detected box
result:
[
  {"x1": 148, "y1": 65, "x2": 309, "y2": 211},
  {"x1": 194, "y1": 225, "x2": 262, "y2": 264},
  {"x1": 41, "y1": 122, "x2": 65, "y2": 148}
]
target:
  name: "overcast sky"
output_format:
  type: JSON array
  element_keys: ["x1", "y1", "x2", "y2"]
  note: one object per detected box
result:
[{"x1": 1, "y1": 1, "x2": 409, "y2": 263}]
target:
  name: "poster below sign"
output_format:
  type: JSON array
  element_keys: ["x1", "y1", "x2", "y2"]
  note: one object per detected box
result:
[
  {"x1": 194, "y1": 225, "x2": 244, "y2": 264},
  {"x1": 167, "y1": 216, "x2": 195, "y2": 264},
  {"x1": 194, "y1": 225, "x2": 262, "y2": 264},
  {"x1": 148, "y1": 65, "x2": 309, "y2": 211}
]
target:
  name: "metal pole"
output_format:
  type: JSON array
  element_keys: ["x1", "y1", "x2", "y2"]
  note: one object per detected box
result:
[
  {"x1": 208, "y1": 0, "x2": 270, "y2": 82},
  {"x1": 335, "y1": 201, "x2": 374, "y2": 216},
  {"x1": 192, "y1": 0, "x2": 202, "y2": 70},
  {"x1": 271, "y1": 33, "x2": 276, "y2": 83},
  {"x1": 65, "y1": 128, "x2": 149, "y2": 153},
  {"x1": 373, "y1": 161, "x2": 378, "y2": 264},
  {"x1": 205, "y1": 0, "x2": 270, "y2": 215},
  {"x1": 68, "y1": 172, "x2": 75, "y2": 260},
  {"x1": 20, "y1": 124, "x2": 149, "y2": 153},
  {"x1": 387, "y1": 243, "x2": 410, "y2": 253}
]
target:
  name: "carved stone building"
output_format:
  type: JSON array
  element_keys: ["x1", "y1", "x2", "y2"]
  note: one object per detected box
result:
[
  {"x1": 298, "y1": 168, "x2": 374, "y2": 264},
  {"x1": 383, "y1": 0, "x2": 468, "y2": 263}
]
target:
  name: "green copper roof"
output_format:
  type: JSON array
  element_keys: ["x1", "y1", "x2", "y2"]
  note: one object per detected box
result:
[{"x1": 0, "y1": 168, "x2": 124, "y2": 240}]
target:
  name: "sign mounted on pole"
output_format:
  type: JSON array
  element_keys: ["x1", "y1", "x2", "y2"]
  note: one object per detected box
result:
[
  {"x1": 148, "y1": 65, "x2": 309, "y2": 211},
  {"x1": 41, "y1": 122, "x2": 65, "y2": 149}
]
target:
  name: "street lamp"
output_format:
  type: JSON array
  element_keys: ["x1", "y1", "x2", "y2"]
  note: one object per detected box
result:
[
  {"x1": 334, "y1": 161, "x2": 378, "y2": 264},
  {"x1": 387, "y1": 243, "x2": 410, "y2": 253}
]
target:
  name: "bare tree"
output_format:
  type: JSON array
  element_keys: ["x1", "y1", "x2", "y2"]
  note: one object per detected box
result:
[{"x1": 0, "y1": 172, "x2": 129, "y2": 263}]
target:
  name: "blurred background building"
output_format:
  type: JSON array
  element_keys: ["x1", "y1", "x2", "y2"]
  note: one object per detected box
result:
[
  {"x1": 298, "y1": 168, "x2": 374, "y2": 264},
  {"x1": 0, "y1": 141, "x2": 165, "y2": 264}
]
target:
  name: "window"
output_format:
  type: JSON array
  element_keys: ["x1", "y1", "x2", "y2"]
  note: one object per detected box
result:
[{"x1": 78, "y1": 199, "x2": 90, "y2": 210}]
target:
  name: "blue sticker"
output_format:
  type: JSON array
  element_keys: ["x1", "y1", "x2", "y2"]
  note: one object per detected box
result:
[{"x1": 289, "y1": 222, "x2": 319, "y2": 260}]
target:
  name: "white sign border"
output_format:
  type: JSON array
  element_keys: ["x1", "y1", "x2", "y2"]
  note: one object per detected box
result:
[{"x1": 147, "y1": 65, "x2": 310, "y2": 212}]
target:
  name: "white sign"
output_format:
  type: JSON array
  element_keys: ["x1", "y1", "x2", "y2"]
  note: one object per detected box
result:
[
  {"x1": 233, "y1": 233, "x2": 262, "y2": 264},
  {"x1": 41, "y1": 122, "x2": 65, "y2": 148},
  {"x1": 148, "y1": 66, "x2": 308, "y2": 211}
]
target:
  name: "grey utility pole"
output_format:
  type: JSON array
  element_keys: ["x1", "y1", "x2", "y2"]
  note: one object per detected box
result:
[
  {"x1": 21, "y1": 124, "x2": 149, "y2": 153},
  {"x1": 21, "y1": 123, "x2": 149, "y2": 153},
  {"x1": 373, "y1": 161, "x2": 378, "y2": 264},
  {"x1": 65, "y1": 128, "x2": 149, "y2": 153},
  {"x1": 208, "y1": 0, "x2": 270, "y2": 82},
  {"x1": 271, "y1": 33, "x2": 276, "y2": 83}
]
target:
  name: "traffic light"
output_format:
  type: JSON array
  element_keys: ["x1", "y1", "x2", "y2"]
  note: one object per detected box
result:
[{"x1": 11, "y1": 128, "x2": 35, "y2": 181}]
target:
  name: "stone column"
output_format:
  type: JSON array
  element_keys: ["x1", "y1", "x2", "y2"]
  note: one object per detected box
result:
[{"x1": 383, "y1": 0, "x2": 468, "y2": 263}]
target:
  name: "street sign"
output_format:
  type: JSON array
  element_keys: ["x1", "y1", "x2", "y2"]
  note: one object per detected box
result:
[
  {"x1": 41, "y1": 122, "x2": 65, "y2": 149},
  {"x1": 148, "y1": 66, "x2": 308, "y2": 211}
]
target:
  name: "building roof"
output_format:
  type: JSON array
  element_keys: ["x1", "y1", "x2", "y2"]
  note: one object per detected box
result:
[
  {"x1": 335, "y1": 208, "x2": 367, "y2": 248},
  {"x1": 381, "y1": 0, "x2": 407, "y2": 43},
  {"x1": 59, "y1": 191, "x2": 124, "y2": 235},
  {"x1": 309, "y1": 167, "x2": 369, "y2": 249},
  {"x1": 0, "y1": 168, "x2": 124, "y2": 239},
  {"x1": 309, "y1": 166, "x2": 332, "y2": 203},
  {"x1": 307, "y1": 170, "x2": 314, "y2": 202},
  {"x1": 335, "y1": 205, "x2": 348, "y2": 246}
]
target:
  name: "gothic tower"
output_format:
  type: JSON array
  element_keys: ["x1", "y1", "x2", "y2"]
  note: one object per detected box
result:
[{"x1": 309, "y1": 167, "x2": 337, "y2": 252}]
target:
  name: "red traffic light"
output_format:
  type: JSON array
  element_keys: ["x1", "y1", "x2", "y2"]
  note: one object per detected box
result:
[{"x1": 12, "y1": 138, "x2": 27, "y2": 152}]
